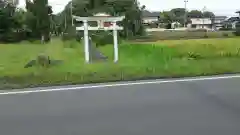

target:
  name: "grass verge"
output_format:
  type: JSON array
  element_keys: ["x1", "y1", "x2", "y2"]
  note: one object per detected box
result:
[{"x1": 1, "y1": 38, "x2": 240, "y2": 90}]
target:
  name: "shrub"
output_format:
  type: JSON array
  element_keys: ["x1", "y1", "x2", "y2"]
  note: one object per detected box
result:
[
  {"x1": 187, "y1": 28, "x2": 207, "y2": 32},
  {"x1": 233, "y1": 22, "x2": 240, "y2": 36},
  {"x1": 0, "y1": 31, "x2": 27, "y2": 43},
  {"x1": 203, "y1": 32, "x2": 209, "y2": 38},
  {"x1": 233, "y1": 28, "x2": 240, "y2": 36},
  {"x1": 61, "y1": 33, "x2": 73, "y2": 41},
  {"x1": 91, "y1": 31, "x2": 121, "y2": 47},
  {"x1": 149, "y1": 23, "x2": 158, "y2": 28},
  {"x1": 63, "y1": 40, "x2": 79, "y2": 48},
  {"x1": 165, "y1": 23, "x2": 172, "y2": 29},
  {"x1": 61, "y1": 26, "x2": 76, "y2": 41},
  {"x1": 219, "y1": 27, "x2": 233, "y2": 31},
  {"x1": 222, "y1": 33, "x2": 229, "y2": 37}
]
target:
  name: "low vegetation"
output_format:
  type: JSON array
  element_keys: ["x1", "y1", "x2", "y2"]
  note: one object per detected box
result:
[
  {"x1": 131, "y1": 31, "x2": 235, "y2": 42},
  {"x1": 1, "y1": 38, "x2": 240, "y2": 90}
]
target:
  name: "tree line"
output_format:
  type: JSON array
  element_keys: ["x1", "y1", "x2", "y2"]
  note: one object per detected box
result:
[
  {"x1": 1, "y1": 0, "x2": 237, "y2": 44},
  {"x1": 0, "y1": 0, "x2": 53, "y2": 42},
  {"x1": 143, "y1": 8, "x2": 215, "y2": 26},
  {"x1": 0, "y1": 0, "x2": 147, "y2": 43}
]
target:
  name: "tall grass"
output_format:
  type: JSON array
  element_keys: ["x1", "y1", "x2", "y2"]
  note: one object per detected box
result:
[{"x1": 1, "y1": 38, "x2": 240, "y2": 89}]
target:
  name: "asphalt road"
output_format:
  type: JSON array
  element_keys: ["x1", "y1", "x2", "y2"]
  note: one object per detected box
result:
[{"x1": 0, "y1": 77, "x2": 240, "y2": 135}]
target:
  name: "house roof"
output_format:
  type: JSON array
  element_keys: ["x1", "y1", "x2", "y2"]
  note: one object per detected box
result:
[
  {"x1": 222, "y1": 17, "x2": 240, "y2": 24},
  {"x1": 190, "y1": 18, "x2": 211, "y2": 20},
  {"x1": 214, "y1": 16, "x2": 227, "y2": 19},
  {"x1": 142, "y1": 10, "x2": 160, "y2": 17},
  {"x1": 227, "y1": 17, "x2": 240, "y2": 22}
]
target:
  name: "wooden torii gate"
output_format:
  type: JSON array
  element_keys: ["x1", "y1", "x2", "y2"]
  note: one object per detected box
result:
[{"x1": 73, "y1": 13, "x2": 125, "y2": 63}]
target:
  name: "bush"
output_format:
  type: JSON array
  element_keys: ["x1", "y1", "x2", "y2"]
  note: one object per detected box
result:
[
  {"x1": 63, "y1": 40, "x2": 79, "y2": 48},
  {"x1": 165, "y1": 23, "x2": 172, "y2": 29},
  {"x1": 219, "y1": 27, "x2": 233, "y2": 31},
  {"x1": 187, "y1": 28, "x2": 207, "y2": 32},
  {"x1": 0, "y1": 31, "x2": 28, "y2": 43},
  {"x1": 222, "y1": 33, "x2": 229, "y2": 37},
  {"x1": 61, "y1": 26, "x2": 76, "y2": 41},
  {"x1": 91, "y1": 31, "x2": 122, "y2": 47},
  {"x1": 149, "y1": 23, "x2": 158, "y2": 28},
  {"x1": 233, "y1": 28, "x2": 240, "y2": 36},
  {"x1": 61, "y1": 33, "x2": 74, "y2": 41}
]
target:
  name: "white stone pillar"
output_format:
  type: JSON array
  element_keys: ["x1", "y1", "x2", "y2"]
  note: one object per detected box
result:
[
  {"x1": 112, "y1": 21, "x2": 118, "y2": 62},
  {"x1": 83, "y1": 20, "x2": 90, "y2": 63}
]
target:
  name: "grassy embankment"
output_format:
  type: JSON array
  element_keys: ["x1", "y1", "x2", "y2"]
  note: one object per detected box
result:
[{"x1": 1, "y1": 38, "x2": 240, "y2": 89}]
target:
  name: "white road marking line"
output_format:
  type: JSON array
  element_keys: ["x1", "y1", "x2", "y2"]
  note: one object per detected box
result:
[{"x1": 0, "y1": 75, "x2": 240, "y2": 95}]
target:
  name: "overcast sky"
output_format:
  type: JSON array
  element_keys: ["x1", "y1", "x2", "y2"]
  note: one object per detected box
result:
[{"x1": 18, "y1": 0, "x2": 240, "y2": 17}]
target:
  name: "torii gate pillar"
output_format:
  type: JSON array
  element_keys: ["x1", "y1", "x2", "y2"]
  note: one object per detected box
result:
[
  {"x1": 112, "y1": 21, "x2": 118, "y2": 62},
  {"x1": 83, "y1": 20, "x2": 90, "y2": 63}
]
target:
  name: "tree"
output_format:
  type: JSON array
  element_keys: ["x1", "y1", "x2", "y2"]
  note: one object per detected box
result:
[
  {"x1": 60, "y1": 0, "x2": 145, "y2": 38},
  {"x1": 203, "y1": 11, "x2": 215, "y2": 18},
  {"x1": 0, "y1": 0, "x2": 24, "y2": 42},
  {"x1": 159, "y1": 8, "x2": 188, "y2": 25},
  {"x1": 171, "y1": 8, "x2": 186, "y2": 17},
  {"x1": 234, "y1": 22, "x2": 240, "y2": 36},
  {"x1": 25, "y1": 0, "x2": 52, "y2": 41},
  {"x1": 187, "y1": 10, "x2": 202, "y2": 18}
]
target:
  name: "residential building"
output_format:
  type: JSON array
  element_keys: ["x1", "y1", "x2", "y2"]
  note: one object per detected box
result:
[
  {"x1": 213, "y1": 16, "x2": 227, "y2": 30},
  {"x1": 142, "y1": 11, "x2": 160, "y2": 24},
  {"x1": 222, "y1": 16, "x2": 240, "y2": 29},
  {"x1": 188, "y1": 18, "x2": 213, "y2": 29},
  {"x1": 221, "y1": 11, "x2": 240, "y2": 29},
  {"x1": 236, "y1": 11, "x2": 240, "y2": 17}
]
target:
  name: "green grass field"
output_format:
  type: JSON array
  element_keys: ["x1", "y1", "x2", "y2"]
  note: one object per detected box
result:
[
  {"x1": 132, "y1": 31, "x2": 235, "y2": 42},
  {"x1": 1, "y1": 38, "x2": 240, "y2": 89}
]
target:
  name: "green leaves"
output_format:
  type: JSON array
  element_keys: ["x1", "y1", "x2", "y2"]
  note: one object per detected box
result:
[
  {"x1": 25, "y1": 0, "x2": 51, "y2": 40},
  {"x1": 58, "y1": 0, "x2": 145, "y2": 38}
]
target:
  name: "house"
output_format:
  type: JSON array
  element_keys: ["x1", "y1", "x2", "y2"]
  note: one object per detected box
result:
[
  {"x1": 142, "y1": 11, "x2": 160, "y2": 24},
  {"x1": 236, "y1": 10, "x2": 240, "y2": 17},
  {"x1": 188, "y1": 18, "x2": 213, "y2": 29},
  {"x1": 222, "y1": 15, "x2": 240, "y2": 29},
  {"x1": 221, "y1": 11, "x2": 240, "y2": 29},
  {"x1": 171, "y1": 22, "x2": 181, "y2": 29},
  {"x1": 213, "y1": 16, "x2": 227, "y2": 30}
]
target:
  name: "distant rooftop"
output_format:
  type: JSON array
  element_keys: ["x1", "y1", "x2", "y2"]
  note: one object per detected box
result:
[
  {"x1": 215, "y1": 16, "x2": 227, "y2": 18},
  {"x1": 214, "y1": 16, "x2": 228, "y2": 20},
  {"x1": 142, "y1": 10, "x2": 160, "y2": 17},
  {"x1": 222, "y1": 17, "x2": 240, "y2": 23}
]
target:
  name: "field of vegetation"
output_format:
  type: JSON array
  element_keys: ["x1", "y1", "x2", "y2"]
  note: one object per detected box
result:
[
  {"x1": 131, "y1": 30, "x2": 235, "y2": 42},
  {"x1": 1, "y1": 37, "x2": 240, "y2": 90}
]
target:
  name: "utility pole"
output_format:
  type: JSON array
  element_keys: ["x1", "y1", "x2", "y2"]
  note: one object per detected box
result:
[
  {"x1": 70, "y1": 0, "x2": 74, "y2": 26},
  {"x1": 64, "y1": 12, "x2": 67, "y2": 30},
  {"x1": 202, "y1": 6, "x2": 206, "y2": 28},
  {"x1": 184, "y1": 0, "x2": 188, "y2": 27}
]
